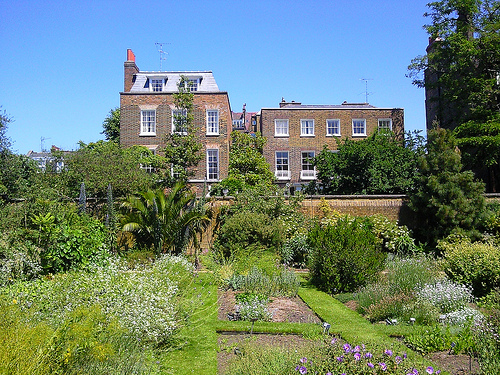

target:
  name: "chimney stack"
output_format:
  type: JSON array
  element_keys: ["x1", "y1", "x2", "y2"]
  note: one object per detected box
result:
[{"x1": 124, "y1": 49, "x2": 139, "y2": 92}]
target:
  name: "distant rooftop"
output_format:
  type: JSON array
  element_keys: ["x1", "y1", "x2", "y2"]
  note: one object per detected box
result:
[{"x1": 262, "y1": 98, "x2": 400, "y2": 110}]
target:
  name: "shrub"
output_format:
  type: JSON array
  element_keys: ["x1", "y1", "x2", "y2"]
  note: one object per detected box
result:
[
  {"x1": 440, "y1": 239, "x2": 500, "y2": 297},
  {"x1": 0, "y1": 298, "x2": 159, "y2": 375},
  {"x1": 5, "y1": 255, "x2": 194, "y2": 344},
  {"x1": 308, "y1": 217, "x2": 386, "y2": 294},
  {"x1": 405, "y1": 324, "x2": 475, "y2": 355},
  {"x1": 445, "y1": 307, "x2": 484, "y2": 326},
  {"x1": 225, "y1": 266, "x2": 300, "y2": 297},
  {"x1": 279, "y1": 234, "x2": 312, "y2": 267},
  {"x1": 365, "y1": 293, "x2": 413, "y2": 322},
  {"x1": 473, "y1": 319, "x2": 500, "y2": 374},
  {"x1": 416, "y1": 278, "x2": 474, "y2": 314},
  {"x1": 213, "y1": 211, "x2": 283, "y2": 261},
  {"x1": 0, "y1": 237, "x2": 41, "y2": 286},
  {"x1": 235, "y1": 293, "x2": 273, "y2": 322},
  {"x1": 384, "y1": 255, "x2": 441, "y2": 294},
  {"x1": 369, "y1": 214, "x2": 418, "y2": 255}
]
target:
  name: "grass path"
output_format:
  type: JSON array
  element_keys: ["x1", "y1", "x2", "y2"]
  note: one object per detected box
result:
[{"x1": 166, "y1": 275, "x2": 434, "y2": 374}]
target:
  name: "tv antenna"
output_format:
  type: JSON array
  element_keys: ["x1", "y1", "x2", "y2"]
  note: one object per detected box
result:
[
  {"x1": 155, "y1": 42, "x2": 170, "y2": 71},
  {"x1": 40, "y1": 136, "x2": 51, "y2": 152},
  {"x1": 360, "y1": 78, "x2": 373, "y2": 103}
]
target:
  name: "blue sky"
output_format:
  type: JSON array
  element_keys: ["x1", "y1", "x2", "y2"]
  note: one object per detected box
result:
[{"x1": 1, "y1": 0, "x2": 430, "y2": 155}]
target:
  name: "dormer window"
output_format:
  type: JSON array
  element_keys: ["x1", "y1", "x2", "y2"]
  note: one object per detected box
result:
[
  {"x1": 146, "y1": 77, "x2": 166, "y2": 92},
  {"x1": 180, "y1": 78, "x2": 201, "y2": 92},
  {"x1": 151, "y1": 79, "x2": 163, "y2": 92}
]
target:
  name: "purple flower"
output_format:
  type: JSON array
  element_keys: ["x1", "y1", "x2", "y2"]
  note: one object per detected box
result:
[
  {"x1": 299, "y1": 366, "x2": 307, "y2": 375},
  {"x1": 395, "y1": 355, "x2": 403, "y2": 364},
  {"x1": 354, "y1": 352, "x2": 361, "y2": 361},
  {"x1": 353, "y1": 345, "x2": 361, "y2": 352},
  {"x1": 326, "y1": 373, "x2": 332, "y2": 375},
  {"x1": 384, "y1": 349, "x2": 393, "y2": 356},
  {"x1": 336, "y1": 356, "x2": 344, "y2": 362},
  {"x1": 426, "y1": 367, "x2": 434, "y2": 374},
  {"x1": 300, "y1": 357, "x2": 307, "y2": 364},
  {"x1": 379, "y1": 362, "x2": 387, "y2": 371},
  {"x1": 367, "y1": 362, "x2": 374, "y2": 368},
  {"x1": 295, "y1": 365, "x2": 300, "y2": 371},
  {"x1": 330, "y1": 338, "x2": 338, "y2": 345},
  {"x1": 343, "y1": 344, "x2": 351, "y2": 353},
  {"x1": 365, "y1": 352, "x2": 373, "y2": 358}
]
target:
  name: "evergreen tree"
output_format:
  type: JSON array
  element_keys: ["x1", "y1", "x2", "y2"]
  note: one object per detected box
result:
[{"x1": 409, "y1": 128, "x2": 486, "y2": 248}]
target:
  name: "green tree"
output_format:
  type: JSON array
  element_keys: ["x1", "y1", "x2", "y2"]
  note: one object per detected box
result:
[
  {"x1": 61, "y1": 140, "x2": 153, "y2": 201},
  {"x1": 161, "y1": 76, "x2": 203, "y2": 187},
  {"x1": 101, "y1": 107, "x2": 120, "y2": 143},
  {"x1": 454, "y1": 116, "x2": 500, "y2": 192},
  {"x1": 408, "y1": 0, "x2": 500, "y2": 191},
  {"x1": 212, "y1": 131, "x2": 275, "y2": 195},
  {"x1": 120, "y1": 183, "x2": 210, "y2": 255},
  {"x1": 409, "y1": 128, "x2": 486, "y2": 247},
  {"x1": 314, "y1": 131, "x2": 424, "y2": 195},
  {"x1": 0, "y1": 108, "x2": 38, "y2": 202},
  {"x1": 408, "y1": 0, "x2": 500, "y2": 128}
]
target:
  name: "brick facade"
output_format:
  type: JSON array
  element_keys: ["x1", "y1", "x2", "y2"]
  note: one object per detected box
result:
[
  {"x1": 119, "y1": 50, "x2": 231, "y2": 194},
  {"x1": 258, "y1": 100, "x2": 404, "y2": 189}
]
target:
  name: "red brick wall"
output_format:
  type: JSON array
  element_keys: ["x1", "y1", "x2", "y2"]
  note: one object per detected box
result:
[
  {"x1": 120, "y1": 92, "x2": 232, "y2": 190},
  {"x1": 260, "y1": 107, "x2": 404, "y2": 185}
]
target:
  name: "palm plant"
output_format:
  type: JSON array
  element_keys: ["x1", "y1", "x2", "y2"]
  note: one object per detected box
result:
[{"x1": 120, "y1": 183, "x2": 210, "y2": 255}]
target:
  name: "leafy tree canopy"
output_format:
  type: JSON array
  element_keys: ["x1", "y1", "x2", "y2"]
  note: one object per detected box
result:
[
  {"x1": 0, "y1": 108, "x2": 39, "y2": 202},
  {"x1": 314, "y1": 131, "x2": 425, "y2": 195},
  {"x1": 60, "y1": 140, "x2": 153, "y2": 200},
  {"x1": 408, "y1": 0, "x2": 500, "y2": 127},
  {"x1": 101, "y1": 107, "x2": 120, "y2": 143},
  {"x1": 161, "y1": 76, "x2": 202, "y2": 187},
  {"x1": 212, "y1": 131, "x2": 275, "y2": 196}
]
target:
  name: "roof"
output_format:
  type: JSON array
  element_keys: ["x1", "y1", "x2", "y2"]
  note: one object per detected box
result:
[
  {"x1": 263, "y1": 100, "x2": 402, "y2": 110},
  {"x1": 129, "y1": 71, "x2": 220, "y2": 93}
]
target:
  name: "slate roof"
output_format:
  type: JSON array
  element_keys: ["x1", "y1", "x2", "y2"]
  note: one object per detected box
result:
[{"x1": 129, "y1": 71, "x2": 220, "y2": 93}]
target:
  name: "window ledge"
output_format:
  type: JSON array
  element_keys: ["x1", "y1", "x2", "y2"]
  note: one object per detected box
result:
[{"x1": 139, "y1": 133, "x2": 157, "y2": 137}]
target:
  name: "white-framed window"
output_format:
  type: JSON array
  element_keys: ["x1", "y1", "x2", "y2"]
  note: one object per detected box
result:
[
  {"x1": 233, "y1": 119, "x2": 244, "y2": 129},
  {"x1": 326, "y1": 119, "x2": 341, "y2": 136},
  {"x1": 140, "y1": 110, "x2": 156, "y2": 135},
  {"x1": 140, "y1": 147, "x2": 157, "y2": 174},
  {"x1": 172, "y1": 109, "x2": 188, "y2": 134},
  {"x1": 151, "y1": 79, "x2": 163, "y2": 92},
  {"x1": 206, "y1": 110, "x2": 219, "y2": 135},
  {"x1": 378, "y1": 118, "x2": 392, "y2": 131},
  {"x1": 301, "y1": 151, "x2": 316, "y2": 180},
  {"x1": 352, "y1": 119, "x2": 366, "y2": 136},
  {"x1": 180, "y1": 78, "x2": 199, "y2": 92},
  {"x1": 207, "y1": 149, "x2": 219, "y2": 181},
  {"x1": 274, "y1": 119, "x2": 289, "y2": 137},
  {"x1": 300, "y1": 119, "x2": 314, "y2": 136},
  {"x1": 275, "y1": 151, "x2": 290, "y2": 180}
]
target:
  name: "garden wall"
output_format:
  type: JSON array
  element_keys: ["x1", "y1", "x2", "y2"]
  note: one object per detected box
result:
[{"x1": 196, "y1": 195, "x2": 416, "y2": 253}]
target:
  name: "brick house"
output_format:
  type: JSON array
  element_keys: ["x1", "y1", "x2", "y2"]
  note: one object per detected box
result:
[
  {"x1": 257, "y1": 99, "x2": 404, "y2": 189},
  {"x1": 120, "y1": 49, "x2": 232, "y2": 194}
]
